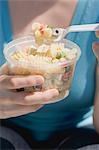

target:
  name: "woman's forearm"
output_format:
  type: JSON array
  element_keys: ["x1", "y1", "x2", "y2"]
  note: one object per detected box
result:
[{"x1": 93, "y1": 64, "x2": 99, "y2": 132}]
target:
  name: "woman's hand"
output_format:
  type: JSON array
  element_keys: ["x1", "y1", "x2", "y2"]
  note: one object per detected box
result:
[
  {"x1": 93, "y1": 31, "x2": 99, "y2": 132},
  {"x1": 0, "y1": 64, "x2": 59, "y2": 119},
  {"x1": 92, "y1": 31, "x2": 99, "y2": 61}
]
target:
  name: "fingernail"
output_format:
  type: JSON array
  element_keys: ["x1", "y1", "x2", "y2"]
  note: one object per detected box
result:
[{"x1": 35, "y1": 77, "x2": 44, "y2": 85}]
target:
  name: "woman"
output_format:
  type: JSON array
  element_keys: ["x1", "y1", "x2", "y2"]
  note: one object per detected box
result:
[{"x1": 0, "y1": 0, "x2": 99, "y2": 149}]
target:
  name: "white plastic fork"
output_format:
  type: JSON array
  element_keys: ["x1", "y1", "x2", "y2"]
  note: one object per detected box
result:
[{"x1": 53, "y1": 23, "x2": 99, "y2": 41}]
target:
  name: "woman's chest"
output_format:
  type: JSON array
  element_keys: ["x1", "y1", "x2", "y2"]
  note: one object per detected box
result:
[{"x1": 63, "y1": 32, "x2": 96, "y2": 110}]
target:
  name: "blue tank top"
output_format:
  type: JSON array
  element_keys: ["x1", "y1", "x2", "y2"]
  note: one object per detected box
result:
[{"x1": 0, "y1": 0, "x2": 99, "y2": 141}]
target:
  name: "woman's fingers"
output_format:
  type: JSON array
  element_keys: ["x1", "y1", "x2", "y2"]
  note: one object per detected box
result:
[
  {"x1": 0, "y1": 75, "x2": 44, "y2": 90},
  {"x1": 0, "y1": 104, "x2": 43, "y2": 119},
  {"x1": 24, "y1": 89, "x2": 59, "y2": 104},
  {"x1": 93, "y1": 42, "x2": 99, "y2": 50},
  {"x1": 0, "y1": 89, "x2": 59, "y2": 105},
  {"x1": 92, "y1": 42, "x2": 99, "y2": 61},
  {"x1": 92, "y1": 31, "x2": 99, "y2": 61},
  {"x1": 95, "y1": 31, "x2": 99, "y2": 38}
]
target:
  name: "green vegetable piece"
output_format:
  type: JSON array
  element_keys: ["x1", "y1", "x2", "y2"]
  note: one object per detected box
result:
[{"x1": 61, "y1": 51, "x2": 66, "y2": 58}]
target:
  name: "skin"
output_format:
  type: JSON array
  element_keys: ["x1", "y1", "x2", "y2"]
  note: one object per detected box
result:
[
  {"x1": 9, "y1": 0, "x2": 77, "y2": 37},
  {"x1": 0, "y1": 64, "x2": 59, "y2": 119},
  {"x1": 93, "y1": 31, "x2": 99, "y2": 132},
  {"x1": 0, "y1": 0, "x2": 99, "y2": 124}
]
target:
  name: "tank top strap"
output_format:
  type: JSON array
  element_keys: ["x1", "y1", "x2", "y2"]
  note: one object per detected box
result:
[{"x1": 1, "y1": 0, "x2": 13, "y2": 42}]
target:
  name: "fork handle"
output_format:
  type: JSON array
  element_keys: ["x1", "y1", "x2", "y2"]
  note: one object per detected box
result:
[{"x1": 68, "y1": 23, "x2": 99, "y2": 33}]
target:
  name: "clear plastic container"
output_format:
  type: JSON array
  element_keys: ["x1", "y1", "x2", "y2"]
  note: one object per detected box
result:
[{"x1": 4, "y1": 36, "x2": 81, "y2": 102}]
